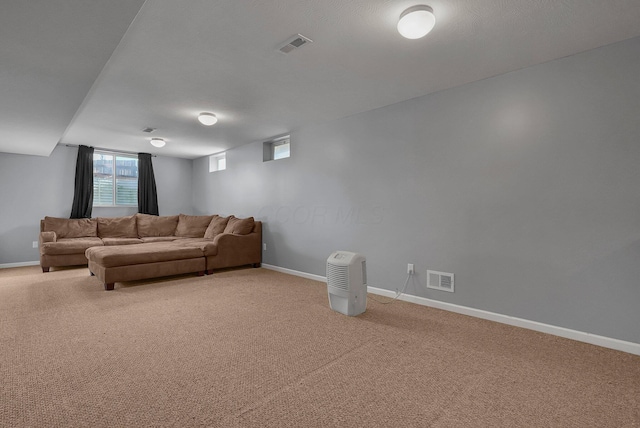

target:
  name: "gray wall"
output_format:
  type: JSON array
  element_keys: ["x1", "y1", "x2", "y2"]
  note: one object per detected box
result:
[
  {"x1": 0, "y1": 145, "x2": 193, "y2": 264},
  {"x1": 192, "y1": 36, "x2": 640, "y2": 344}
]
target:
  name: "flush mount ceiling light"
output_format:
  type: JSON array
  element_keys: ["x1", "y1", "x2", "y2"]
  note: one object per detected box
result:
[
  {"x1": 150, "y1": 138, "x2": 166, "y2": 148},
  {"x1": 398, "y1": 5, "x2": 435, "y2": 39},
  {"x1": 197, "y1": 112, "x2": 218, "y2": 126}
]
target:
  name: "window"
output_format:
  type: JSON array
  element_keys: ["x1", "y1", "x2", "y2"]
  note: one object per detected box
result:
[
  {"x1": 263, "y1": 135, "x2": 290, "y2": 162},
  {"x1": 209, "y1": 152, "x2": 226, "y2": 172},
  {"x1": 93, "y1": 152, "x2": 138, "y2": 206},
  {"x1": 273, "y1": 141, "x2": 290, "y2": 160}
]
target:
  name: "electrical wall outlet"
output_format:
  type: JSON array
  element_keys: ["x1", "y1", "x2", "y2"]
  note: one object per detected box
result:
[
  {"x1": 32, "y1": 241, "x2": 38, "y2": 248},
  {"x1": 407, "y1": 263, "x2": 414, "y2": 274},
  {"x1": 263, "y1": 243, "x2": 267, "y2": 251}
]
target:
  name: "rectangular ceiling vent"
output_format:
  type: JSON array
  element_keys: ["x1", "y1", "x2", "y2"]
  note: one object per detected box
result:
[
  {"x1": 278, "y1": 34, "x2": 313, "y2": 54},
  {"x1": 427, "y1": 270, "x2": 455, "y2": 293}
]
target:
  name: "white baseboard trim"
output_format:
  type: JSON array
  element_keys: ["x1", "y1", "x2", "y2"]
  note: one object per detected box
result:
[
  {"x1": 262, "y1": 264, "x2": 640, "y2": 356},
  {"x1": 367, "y1": 286, "x2": 640, "y2": 356},
  {"x1": 262, "y1": 264, "x2": 326, "y2": 282},
  {"x1": 0, "y1": 261, "x2": 39, "y2": 269}
]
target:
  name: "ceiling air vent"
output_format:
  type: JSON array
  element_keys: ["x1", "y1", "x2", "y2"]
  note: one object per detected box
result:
[
  {"x1": 278, "y1": 34, "x2": 313, "y2": 54},
  {"x1": 142, "y1": 127, "x2": 156, "y2": 133}
]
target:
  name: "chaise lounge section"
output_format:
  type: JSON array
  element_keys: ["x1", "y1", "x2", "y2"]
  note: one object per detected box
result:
[{"x1": 86, "y1": 242, "x2": 207, "y2": 290}]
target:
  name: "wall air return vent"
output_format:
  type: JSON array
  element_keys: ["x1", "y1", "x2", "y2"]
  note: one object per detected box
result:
[
  {"x1": 278, "y1": 34, "x2": 313, "y2": 54},
  {"x1": 427, "y1": 270, "x2": 454, "y2": 293}
]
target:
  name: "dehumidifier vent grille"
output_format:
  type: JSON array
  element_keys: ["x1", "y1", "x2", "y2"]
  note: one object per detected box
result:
[
  {"x1": 361, "y1": 260, "x2": 367, "y2": 286},
  {"x1": 327, "y1": 263, "x2": 349, "y2": 290}
]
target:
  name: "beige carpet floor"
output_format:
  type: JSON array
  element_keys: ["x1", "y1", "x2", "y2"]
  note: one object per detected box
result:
[{"x1": 0, "y1": 265, "x2": 638, "y2": 427}]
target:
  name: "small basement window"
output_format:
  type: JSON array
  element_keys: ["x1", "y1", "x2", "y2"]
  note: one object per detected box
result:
[
  {"x1": 263, "y1": 135, "x2": 290, "y2": 162},
  {"x1": 209, "y1": 152, "x2": 226, "y2": 172},
  {"x1": 93, "y1": 151, "x2": 138, "y2": 206}
]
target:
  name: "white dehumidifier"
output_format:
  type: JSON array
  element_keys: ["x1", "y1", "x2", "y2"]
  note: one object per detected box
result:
[{"x1": 326, "y1": 251, "x2": 367, "y2": 316}]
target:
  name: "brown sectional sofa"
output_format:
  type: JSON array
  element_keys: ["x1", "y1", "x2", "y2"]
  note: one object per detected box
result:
[{"x1": 39, "y1": 213, "x2": 262, "y2": 290}]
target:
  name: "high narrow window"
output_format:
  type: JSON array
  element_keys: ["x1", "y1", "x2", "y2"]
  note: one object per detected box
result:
[
  {"x1": 209, "y1": 152, "x2": 227, "y2": 172},
  {"x1": 263, "y1": 135, "x2": 290, "y2": 162},
  {"x1": 93, "y1": 152, "x2": 138, "y2": 206}
]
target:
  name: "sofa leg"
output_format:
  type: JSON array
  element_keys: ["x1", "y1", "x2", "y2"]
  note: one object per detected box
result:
[
  {"x1": 104, "y1": 283, "x2": 114, "y2": 291},
  {"x1": 252, "y1": 263, "x2": 261, "y2": 268},
  {"x1": 197, "y1": 271, "x2": 205, "y2": 277},
  {"x1": 206, "y1": 269, "x2": 214, "y2": 275},
  {"x1": 42, "y1": 267, "x2": 50, "y2": 273}
]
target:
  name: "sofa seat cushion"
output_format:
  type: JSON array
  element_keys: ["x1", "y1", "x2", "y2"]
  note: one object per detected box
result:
[
  {"x1": 140, "y1": 236, "x2": 180, "y2": 243},
  {"x1": 98, "y1": 216, "x2": 137, "y2": 238},
  {"x1": 102, "y1": 237, "x2": 144, "y2": 246},
  {"x1": 136, "y1": 214, "x2": 179, "y2": 237},
  {"x1": 173, "y1": 238, "x2": 218, "y2": 256},
  {"x1": 86, "y1": 243, "x2": 204, "y2": 268},
  {"x1": 41, "y1": 237, "x2": 104, "y2": 255},
  {"x1": 43, "y1": 217, "x2": 98, "y2": 238}
]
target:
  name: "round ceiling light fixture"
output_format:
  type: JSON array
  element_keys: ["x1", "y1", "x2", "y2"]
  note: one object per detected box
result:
[
  {"x1": 198, "y1": 112, "x2": 218, "y2": 126},
  {"x1": 150, "y1": 138, "x2": 166, "y2": 148},
  {"x1": 398, "y1": 5, "x2": 435, "y2": 39}
]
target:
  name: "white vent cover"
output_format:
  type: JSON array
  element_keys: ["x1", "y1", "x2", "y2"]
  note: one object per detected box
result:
[
  {"x1": 427, "y1": 270, "x2": 454, "y2": 293},
  {"x1": 278, "y1": 34, "x2": 313, "y2": 54}
]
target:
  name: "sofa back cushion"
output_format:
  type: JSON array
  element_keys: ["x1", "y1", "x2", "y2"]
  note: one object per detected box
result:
[
  {"x1": 43, "y1": 216, "x2": 98, "y2": 239},
  {"x1": 136, "y1": 214, "x2": 179, "y2": 237},
  {"x1": 223, "y1": 216, "x2": 255, "y2": 235},
  {"x1": 204, "y1": 215, "x2": 231, "y2": 239},
  {"x1": 97, "y1": 216, "x2": 137, "y2": 238},
  {"x1": 174, "y1": 214, "x2": 214, "y2": 238}
]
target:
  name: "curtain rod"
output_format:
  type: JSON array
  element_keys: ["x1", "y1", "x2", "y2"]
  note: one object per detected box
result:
[{"x1": 64, "y1": 144, "x2": 157, "y2": 157}]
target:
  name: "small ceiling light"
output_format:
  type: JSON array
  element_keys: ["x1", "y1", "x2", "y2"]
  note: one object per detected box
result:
[
  {"x1": 150, "y1": 138, "x2": 166, "y2": 148},
  {"x1": 398, "y1": 5, "x2": 435, "y2": 39},
  {"x1": 198, "y1": 112, "x2": 218, "y2": 126}
]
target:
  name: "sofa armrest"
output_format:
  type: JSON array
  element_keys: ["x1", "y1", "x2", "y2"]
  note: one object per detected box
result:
[
  {"x1": 39, "y1": 231, "x2": 57, "y2": 246},
  {"x1": 213, "y1": 222, "x2": 261, "y2": 245},
  {"x1": 211, "y1": 232, "x2": 262, "y2": 265},
  {"x1": 212, "y1": 232, "x2": 258, "y2": 249},
  {"x1": 39, "y1": 231, "x2": 57, "y2": 272}
]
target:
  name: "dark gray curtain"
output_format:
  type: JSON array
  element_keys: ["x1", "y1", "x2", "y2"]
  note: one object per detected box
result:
[
  {"x1": 70, "y1": 145, "x2": 94, "y2": 218},
  {"x1": 138, "y1": 153, "x2": 159, "y2": 215}
]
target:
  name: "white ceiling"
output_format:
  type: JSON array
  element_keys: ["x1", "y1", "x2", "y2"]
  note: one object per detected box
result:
[{"x1": 2, "y1": 0, "x2": 640, "y2": 159}]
